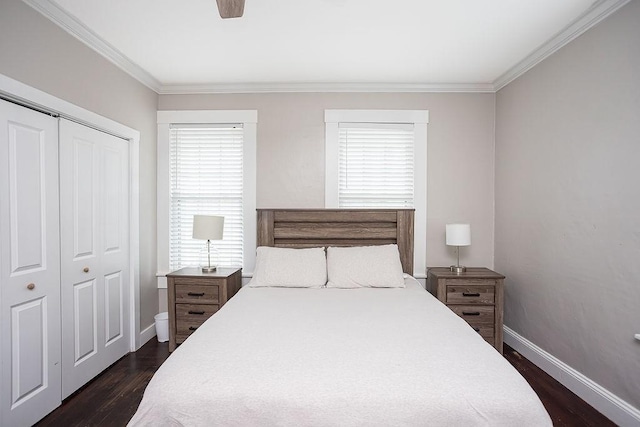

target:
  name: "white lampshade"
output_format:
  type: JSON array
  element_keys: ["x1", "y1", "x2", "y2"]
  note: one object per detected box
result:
[
  {"x1": 446, "y1": 223, "x2": 471, "y2": 246},
  {"x1": 192, "y1": 215, "x2": 224, "y2": 241}
]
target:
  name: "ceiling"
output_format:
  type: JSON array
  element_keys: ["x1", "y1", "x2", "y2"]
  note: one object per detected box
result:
[{"x1": 24, "y1": 0, "x2": 628, "y2": 93}]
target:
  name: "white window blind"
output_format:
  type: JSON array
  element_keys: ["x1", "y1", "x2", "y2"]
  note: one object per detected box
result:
[
  {"x1": 339, "y1": 122, "x2": 415, "y2": 208},
  {"x1": 169, "y1": 124, "x2": 244, "y2": 270}
]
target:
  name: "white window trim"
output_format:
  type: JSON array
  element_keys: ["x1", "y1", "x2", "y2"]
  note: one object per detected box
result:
[
  {"x1": 324, "y1": 109, "x2": 428, "y2": 277},
  {"x1": 157, "y1": 110, "x2": 257, "y2": 286}
]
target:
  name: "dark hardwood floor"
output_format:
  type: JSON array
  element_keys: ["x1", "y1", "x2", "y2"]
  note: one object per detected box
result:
[
  {"x1": 36, "y1": 341, "x2": 615, "y2": 426},
  {"x1": 503, "y1": 345, "x2": 615, "y2": 426},
  {"x1": 36, "y1": 340, "x2": 169, "y2": 427}
]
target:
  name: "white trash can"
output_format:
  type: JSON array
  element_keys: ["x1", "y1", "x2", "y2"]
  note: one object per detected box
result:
[{"x1": 154, "y1": 312, "x2": 169, "y2": 343}]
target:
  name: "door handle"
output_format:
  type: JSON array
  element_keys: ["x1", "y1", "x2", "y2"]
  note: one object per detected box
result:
[
  {"x1": 83, "y1": 267, "x2": 90, "y2": 273},
  {"x1": 27, "y1": 283, "x2": 35, "y2": 290},
  {"x1": 462, "y1": 292, "x2": 480, "y2": 297}
]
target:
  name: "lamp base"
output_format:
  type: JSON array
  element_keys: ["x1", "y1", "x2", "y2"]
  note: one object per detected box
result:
[
  {"x1": 201, "y1": 266, "x2": 217, "y2": 273},
  {"x1": 449, "y1": 265, "x2": 467, "y2": 274}
]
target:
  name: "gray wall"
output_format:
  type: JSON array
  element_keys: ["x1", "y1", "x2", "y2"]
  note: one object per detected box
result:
[
  {"x1": 495, "y1": 1, "x2": 640, "y2": 408},
  {"x1": 0, "y1": 0, "x2": 159, "y2": 331},
  {"x1": 159, "y1": 92, "x2": 497, "y2": 270}
]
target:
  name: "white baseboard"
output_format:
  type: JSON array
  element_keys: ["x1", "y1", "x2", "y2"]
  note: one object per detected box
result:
[
  {"x1": 504, "y1": 326, "x2": 640, "y2": 427},
  {"x1": 138, "y1": 323, "x2": 157, "y2": 348}
]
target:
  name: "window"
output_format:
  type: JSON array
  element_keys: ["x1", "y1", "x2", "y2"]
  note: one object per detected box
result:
[
  {"x1": 169, "y1": 124, "x2": 244, "y2": 269},
  {"x1": 325, "y1": 110, "x2": 428, "y2": 276},
  {"x1": 157, "y1": 110, "x2": 257, "y2": 278},
  {"x1": 338, "y1": 123, "x2": 415, "y2": 208}
]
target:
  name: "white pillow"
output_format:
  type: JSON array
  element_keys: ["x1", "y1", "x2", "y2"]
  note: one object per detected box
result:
[
  {"x1": 326, "y1": 244, "x2": 405, "y2": 288},
  {"x1": 248, "y1": 246, "x2": 327, "y2": 288}
]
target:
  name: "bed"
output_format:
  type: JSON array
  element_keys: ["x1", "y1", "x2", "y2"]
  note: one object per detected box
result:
[{"x1": 129, "y1": 209, "x2": 551, "y2": 426}]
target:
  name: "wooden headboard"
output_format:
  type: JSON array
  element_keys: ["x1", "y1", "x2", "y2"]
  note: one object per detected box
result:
[{"x1": 257, "y1": 209, "x2": 414, "y2": 274}]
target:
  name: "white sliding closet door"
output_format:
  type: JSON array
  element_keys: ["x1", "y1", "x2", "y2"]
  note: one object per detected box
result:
[
  {"x1": 0, "y1": 100, "x2": 61, "y2": 426},
  {"x1": 59, "y1": 119, "x2": 130, "y2": 398}
]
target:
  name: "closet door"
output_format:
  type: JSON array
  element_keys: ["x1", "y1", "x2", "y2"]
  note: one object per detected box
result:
[
  {"x1": 0, "y1": 100, "x2": 61, "y2": 426},
  {"x1": 59, "y1": 119, "x2": 130, "y2": 398}
]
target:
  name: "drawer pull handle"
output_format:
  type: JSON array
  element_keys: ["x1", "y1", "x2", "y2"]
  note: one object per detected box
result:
[
  {"x1": 462, "y1": 311, "x2": 481, "y2": 316},
  {"x1": 462, "y1": 292, "x2": 481, "y2": 297},
  {"x1": 187, "y1": 292, "x2": 205, "y2": 297},
  {"x1": 188, "y1": 310, "x2": 205, "y2": 315},
  {"x1": 189, "y1": 326, "x2": 198, "y2": 331},
  {"x1": 473, "y1": 327, "x2": 480, "y2": 332}
]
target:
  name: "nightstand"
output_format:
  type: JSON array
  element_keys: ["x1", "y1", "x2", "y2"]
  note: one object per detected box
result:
[
  {"x1": 427, "y1": 267, "x2": 504, "y2": 354},
  {"x1": 167, "y1": 267, "x2": 242, "y2": 352}
]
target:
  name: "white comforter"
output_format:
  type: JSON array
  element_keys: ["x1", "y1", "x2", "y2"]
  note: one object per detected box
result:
[{"x1": 129, "y1": 278, "x2": 551, "y2": 426}]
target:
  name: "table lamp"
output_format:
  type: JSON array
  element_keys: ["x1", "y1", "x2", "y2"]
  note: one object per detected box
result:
[
  {"x1": 446, "y1": 223, "x2": 470, "y2": 274},
  {"x1": 192, "y1": 215, "x2": 224, "y2": 272}
]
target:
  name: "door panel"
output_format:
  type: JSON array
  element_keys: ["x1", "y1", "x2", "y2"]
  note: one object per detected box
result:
[
  {"x1": 72, "y1": 139, "x2": 96, "y2": 259},
  {"x1": 60, "y1": 119, "x2": 130, "y2": 398},
  {"x1": 104, "y1": 272, "x2": 123, "y2": 345},
  {"x1": 11, "y1": 297, "x2": 47, "y2": 406},
  {"x1": 8, "y1": 121, "x2": 46, "y2": 273},
  {"x1": 73, "y1": 279, "x2": 97, "y2": 364},
  {"x1": 0, "y1": 100, "x2": 61, "y2": 427},
  {"x1": 103, "y1": 147, "x2": 123, "y2": 253}
]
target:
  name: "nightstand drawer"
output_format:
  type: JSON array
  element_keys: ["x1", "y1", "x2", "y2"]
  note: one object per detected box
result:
[
  {"x1": 450, "y1": 305, "x2": 494, "y2": 324},
  {"x1": 176, "y1": 315, "x2": 211, "y2": 336},
  {"x1": 446, "y1": 285, "x2": 495, "y2": 304},
  {"x1": 176, "y1": 303, "x2": 219, "y2": 322},
  {"x1": 469, "y1": 324, "x2": 494, "y2": 340},
  {"x1": 175, "y1": 284, "x2": 219, "y2": 304}
]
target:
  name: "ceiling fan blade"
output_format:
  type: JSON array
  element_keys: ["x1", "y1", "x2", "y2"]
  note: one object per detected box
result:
[{"x1": 216, "y1": 0, "x2": 245, "y2": 19}]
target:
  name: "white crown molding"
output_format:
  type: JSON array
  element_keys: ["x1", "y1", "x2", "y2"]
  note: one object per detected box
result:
[
  {"x1": 22, "y1": 0, "x2": 162, "y2": 92},
  {"x1": 157, "y1": 82, "x2": 495, "y2": 94},
  {"x1": 504, "y1": 326, "x2": 640, "y2": 427},
  {"x1": 22, "y1": 0, "x2": 630, "y2": 95},
  {"x1": 21, "y1": 0, "x2": 493, "y2": 94},
  {"x1": 493, "y1": 0, "x2": 631, "y2": 91}
]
